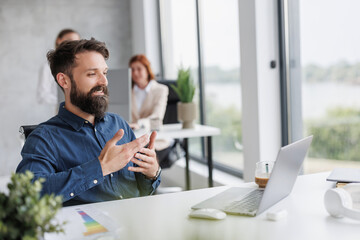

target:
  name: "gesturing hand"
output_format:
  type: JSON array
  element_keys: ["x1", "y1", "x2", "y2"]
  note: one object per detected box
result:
[
  {"x1": 98, "y1": 129, "x2": 150, "y2": 176},
  {"x1": 128, "y1": 131, "x2": 160, "y2": 179}
]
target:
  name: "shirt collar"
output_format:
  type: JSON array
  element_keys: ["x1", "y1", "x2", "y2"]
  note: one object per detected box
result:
[
  {"x1": 134, "y1": 80, "x2": 154, "y2": 93},
  {"x1": 57, "y1": 102, "x2": 107, "y2": 131}
]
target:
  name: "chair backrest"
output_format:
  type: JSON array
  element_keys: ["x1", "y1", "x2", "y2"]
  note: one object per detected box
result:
[
  {"x1": 19, "y1": 125, "x2": 38, "y2": 140},
  {"x1": 158, "y1": 80, "x2": 180, "y2": 124}
]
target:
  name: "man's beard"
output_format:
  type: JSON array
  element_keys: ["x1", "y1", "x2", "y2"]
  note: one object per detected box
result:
[{"x1": 70, "y1": 77, "x2": 109, "y2": 119}]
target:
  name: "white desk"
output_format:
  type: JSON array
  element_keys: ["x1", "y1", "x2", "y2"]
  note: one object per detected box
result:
[
  {"x1": 135, "y1": 123, "x2": 221, "y2": 190},
  {"x1": 47, "y1": 172, "x2": 359, "y2": 240}
]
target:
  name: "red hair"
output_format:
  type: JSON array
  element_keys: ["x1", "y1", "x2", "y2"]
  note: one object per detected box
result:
[{"x1": 129, "y1": 54, "x2": 155, "y2": 82}]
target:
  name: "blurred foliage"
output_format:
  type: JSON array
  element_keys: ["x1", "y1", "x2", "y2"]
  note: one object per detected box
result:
[
  {"x1": 0, "y1": 171, "x2": 65, "y2": 240},
  {"x1": 206, "y1": 101, "x2": 242, "y2": 152},
  {"x1": 306, "y1": 107, "x2": 360, "y2": 161},
  {"x1": 205, "y1": 99, "x2": 360, "y2": 162},
  {"x1": 198, "y1": 63, "x2": 360, "y2": 162},
  {"x1": 303, "y1": 61, "x2": 360, "y2": 84},
  {"x1": 300, "y1": 61, "x2": 360, "y2": 161}
]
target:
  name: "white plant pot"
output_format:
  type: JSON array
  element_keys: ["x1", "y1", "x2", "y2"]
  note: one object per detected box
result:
[{"x1": 177, "y1": 102, "x2": 197, "y2": 129}]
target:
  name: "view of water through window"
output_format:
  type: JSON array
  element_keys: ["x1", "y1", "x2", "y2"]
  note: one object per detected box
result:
[
  {"x1": 160, "y1": 0, "x2": 242, "y2": 171},
  {"x1": 297, "y1": 0, "x2": 360, "y2": 173},
  {"x1": 160, "y1": 0, "x2": 360, "y2": 174}
]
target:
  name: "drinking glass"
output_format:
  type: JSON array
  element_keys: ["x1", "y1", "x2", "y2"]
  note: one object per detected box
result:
[{"x1": 255, "y1": 161, "x2": 274, "y2": 188}]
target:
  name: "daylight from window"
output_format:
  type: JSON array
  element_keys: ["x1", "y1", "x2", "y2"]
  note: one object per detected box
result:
[
  {"x1": 201, "y1": 0, "x2": 242, "y2": 170},
  {"x1": 299, "y1": 0, "x2": 360, "y2": 173},
  {"x1": 160, "y1": 0, "x2": 242, "y2": 171},
  {"x1": 161, "y1": 0, "x2": 360, "y2": 174}
]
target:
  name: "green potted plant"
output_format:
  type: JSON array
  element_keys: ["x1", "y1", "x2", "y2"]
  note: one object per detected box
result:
[
  {"x1": 0, "y1": 171, "x2": 65, "y2": 240},
  {"x1": 171, "y1": 67, "x2": 197, "y2": 128}
]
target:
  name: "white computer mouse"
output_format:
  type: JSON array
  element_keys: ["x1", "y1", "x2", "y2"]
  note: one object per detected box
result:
[{"x1": 189, "y1": 208, "x2": 226, "y2": 220}]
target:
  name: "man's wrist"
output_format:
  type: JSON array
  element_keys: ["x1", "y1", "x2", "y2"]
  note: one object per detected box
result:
[
  {"x1": 98, "y1": 157, "x2": 110, "y2": 176},
  {"x1": 148, "y1": 166, "x2": 161, "y2": 181}
]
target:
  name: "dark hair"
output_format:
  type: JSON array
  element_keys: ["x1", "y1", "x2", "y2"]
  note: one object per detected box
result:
[
  {"x1": 47, "y1": 38, "x2": 109, "y2": 88},
  {"x1": 128, "y1": 54, "x2": 155, "y2": 82},
  {"x1": 55, "y1": 29, "x2": 79, "y2": 47}
]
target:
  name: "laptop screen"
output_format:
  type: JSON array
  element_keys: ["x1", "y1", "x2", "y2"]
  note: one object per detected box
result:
[{"x1": 257, "y1": 136, "x2": 313, "y2": 214}]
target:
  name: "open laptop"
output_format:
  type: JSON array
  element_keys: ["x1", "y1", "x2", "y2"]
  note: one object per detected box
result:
[{"x1": 192, "y1": 136, "x2": 313, "y2": 216}]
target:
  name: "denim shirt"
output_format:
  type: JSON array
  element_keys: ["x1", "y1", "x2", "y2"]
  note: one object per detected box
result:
[{"x1": 16, "y1": 103, "x2": 161, "y2": 206}]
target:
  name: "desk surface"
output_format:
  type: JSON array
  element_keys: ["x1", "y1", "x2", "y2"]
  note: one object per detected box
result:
[
  {"x1": 46, "y1": 172, "x2": 360, "y2": 240},
  {"x1": 135, "y1": 123, "x2": 221, "y2": 139}
]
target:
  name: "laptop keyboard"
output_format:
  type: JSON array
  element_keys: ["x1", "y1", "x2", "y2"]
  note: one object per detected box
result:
[{"x1": 224, "y1": 189, "x2": 264, "y2": 215}]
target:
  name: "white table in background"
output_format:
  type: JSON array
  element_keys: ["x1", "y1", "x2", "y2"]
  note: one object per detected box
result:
[
  {"x1": 47, "y1": 172, "x2": 359, "y2": 240},
  {"x1": 135, "y1": 123, "x2": 221, "y2": 190}
]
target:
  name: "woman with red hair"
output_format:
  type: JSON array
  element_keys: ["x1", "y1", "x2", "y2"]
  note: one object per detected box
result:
[
  {"x1": 128, "y1": 54, "x2": 169, "y2": 131},
  {"x1": 129, "y1": 55, "x2": 184, "y2": 169}
]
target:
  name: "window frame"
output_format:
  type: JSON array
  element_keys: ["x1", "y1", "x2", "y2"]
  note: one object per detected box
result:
[{"x1": 156, "y1": 0, "x2": 282, "y2": 181}]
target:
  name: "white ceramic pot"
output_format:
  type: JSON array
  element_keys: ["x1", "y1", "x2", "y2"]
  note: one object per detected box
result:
[{"x1": 177, "y1": 102, "x2": 196, "y2": 129}]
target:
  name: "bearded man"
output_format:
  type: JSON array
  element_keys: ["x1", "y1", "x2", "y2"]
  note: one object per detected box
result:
[{"x1": 16, "y1": 39, "x2": 161, "y2": 206}]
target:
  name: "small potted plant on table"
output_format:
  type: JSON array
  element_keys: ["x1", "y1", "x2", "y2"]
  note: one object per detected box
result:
[{"x1": 171, "y1": 67, "x2": 197, "y2": 129}]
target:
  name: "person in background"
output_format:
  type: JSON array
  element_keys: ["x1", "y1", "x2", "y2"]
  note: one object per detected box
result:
[
  {"x1": 17, "y1": 39, "x2": 161, "y2": 206},
  {"x1": 37, "y1": 29, "x2": 80, "y2": 105},
  {"x1": 128, "y1": 55, "x2": 182, "y2": 168},
  {"x1": 128, "y1": 54, "x2": 169, "y2": 131}
]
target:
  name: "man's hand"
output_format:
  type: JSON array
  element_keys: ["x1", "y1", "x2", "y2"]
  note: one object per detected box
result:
[
  {"x1": 128, "y1": 131, "x2": 160, "y2": 179},
  {"x1": 98, "y1": 129, "x2": 150, "y2": 176}
]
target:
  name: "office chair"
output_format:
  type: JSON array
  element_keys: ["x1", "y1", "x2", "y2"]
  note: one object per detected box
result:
[
  {"x1": 155, "y1": 80, "x2": 185, "y2": 194},
  {"x1": 19, "y1": 125, "x2": 38, "y2": 140},
  {"x1": 156, "y1": 80, "x2": 185, "y2": 168},
  {"x1": 157, "y1": 80, "x2": 180, "y2": 125}
]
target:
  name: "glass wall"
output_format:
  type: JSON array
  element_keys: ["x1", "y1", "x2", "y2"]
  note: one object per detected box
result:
[
  {"x1": 159, "y1": 0, "x2": 243, "y2": 172},
  {"x1": 160, "y1": 0, "x2": 198, "y2": 80},
  {"x1": 159, "y1": 0, "x2": 202, "y2": 157},
  {"x1": 200, "y1": 0, "x2": 242, "y2": 170},
  {"x1": 288, "y1": 0, "x2": 360, "y2": 173}
]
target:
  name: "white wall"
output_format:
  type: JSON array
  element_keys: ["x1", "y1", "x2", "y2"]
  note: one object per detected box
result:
[
  {"x1": 0, "y1": 0, "x2": 133, "y2": 176},
  {"x1": 239, "y1": 0, "x2": 281, "y2": 181}
]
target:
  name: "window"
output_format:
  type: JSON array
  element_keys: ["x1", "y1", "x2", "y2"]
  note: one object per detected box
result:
[
  {"x1": 159, "y1": 0, "x2": 203, "y2": 157},
  {"x1": 159, "y1": 0, "x2": 243, "y2": 173},
  {"x1": 287, "y1": 0, "x2": 360, "y2": 173},
  {"x1": 201, "y1": 0, "x2": 242, "y2": 171},
  {"x1": 160, "y1": 0, "x2": 198, "y2": 80}
]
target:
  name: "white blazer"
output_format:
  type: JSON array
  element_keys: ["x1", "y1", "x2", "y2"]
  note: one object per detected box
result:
[
  {"x1": 131, "y1": 81, "x2": 169, "y2": 124},
  {"x1": 131, "y1": 81, "x2": 170, "y2": 150}
]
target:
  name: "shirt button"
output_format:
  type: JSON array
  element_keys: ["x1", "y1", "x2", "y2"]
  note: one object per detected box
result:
[
  {"x1": 85, "y1": 121, "x2": 88, "y2": 124},
  {"x1": 93, "y1": 179, "x2": 98, "y2": 184},
  {"x1": 94, "y1": 128, "x2": 97, "y2": 132},
  {"x1": 70, "y1": 192, "x2": 74, "y2": 197},
  {"x1": 110, "y1": 173, "x2": 113, "y2": 177}
]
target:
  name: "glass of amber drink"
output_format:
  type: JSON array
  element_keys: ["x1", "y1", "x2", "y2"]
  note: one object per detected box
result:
[{"x1": 255, "y1": 161, "x2": 274, "y2": 188}]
